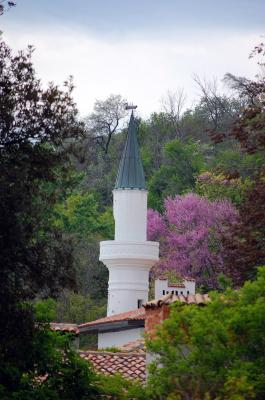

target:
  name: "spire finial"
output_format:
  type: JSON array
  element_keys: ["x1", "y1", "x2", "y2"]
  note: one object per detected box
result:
[{"x1": 124, "y1": 102, "x2": 137, "y2": 111}]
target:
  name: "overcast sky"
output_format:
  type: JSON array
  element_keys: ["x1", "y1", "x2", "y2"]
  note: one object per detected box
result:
[{"x1": 1, "y1": 0, "x2": 264, "y2": 117}]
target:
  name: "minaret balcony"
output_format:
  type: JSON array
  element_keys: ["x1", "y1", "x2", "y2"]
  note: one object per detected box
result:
[{"x1": 99, "y1": 240, "x2": 159, "y2": 266}]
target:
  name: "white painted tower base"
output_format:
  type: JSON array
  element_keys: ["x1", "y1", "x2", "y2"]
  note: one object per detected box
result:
[{"x1": 100, "y1": 241, "x2": 159, "y2": 316}]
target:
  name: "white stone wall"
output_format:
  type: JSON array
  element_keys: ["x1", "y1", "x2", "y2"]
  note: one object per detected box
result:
[
  {"x1": 98, "y1": 327, "x2": 144, "y2": 349},
  {"x1": 155, "y1": 278, "x2": 195, "y2": 299}
]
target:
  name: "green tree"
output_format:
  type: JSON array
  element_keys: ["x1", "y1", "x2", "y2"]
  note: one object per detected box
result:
[
  {"x1": 180, "y1": 106, "x2": 211, "y2": 143},
  {"x1": 54, "y1": 192, "x2": 105, "y2": 239},
  {"x1": 52, "y1": 189, "x2": 114, "y2": 301},
  {"x1": 55, "y1": 290, "x2": 106, "y2": 349},
  {"x1": 55, "y1": 291, "x2": 105, "y2": 326},
  {"x1": 195, "y1": 171, "x2": 250, "y2": 206},
  {"x1": 0, "y1": 41, "x2": 84, "y2": 393},
  {"x1": 0, "y1": 299, "x2": 138, "y2": 399},
  {"x1": 145, "y1": 267, "x2": 265, "y2": 400},
  {"x1": 148, "y1": 139, "x2": 205, "y2": 210},
  {"x1": 209, "y1": 147, "x2": 265, "y2": 179},
  {"x1": 139, "y1": 112, "x2": 179, "y2": 177}
]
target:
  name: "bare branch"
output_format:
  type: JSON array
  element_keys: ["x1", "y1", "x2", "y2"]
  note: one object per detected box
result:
[{"x1": 161, "y1": 88, "x2": 186, "y2": 139}]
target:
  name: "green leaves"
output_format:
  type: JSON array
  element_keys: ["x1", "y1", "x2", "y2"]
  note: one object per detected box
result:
[
  {"x1": 145, "y1": 268, "x2": 265, "y2": 399},
  {"x1": 196, "y1": 171, "x2": 250, "y2": 206},
  {"x1": 53, "y1": 190, "x2": 114, "y2": 240},
  {"x1": 54, "y1": 193, "x2": 101, "y2": 238},
  {"x1": 148, "y1": 139, "x2": 205, "y2": 210}
]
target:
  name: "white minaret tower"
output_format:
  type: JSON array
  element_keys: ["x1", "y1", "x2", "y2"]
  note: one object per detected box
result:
[{"x1": 99, "y1": 109, "x2": 159, "y2": 316}]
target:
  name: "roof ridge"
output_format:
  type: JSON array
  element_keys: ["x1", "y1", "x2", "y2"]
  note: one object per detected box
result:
[
  {"x1": 144, "y1": 293, "x2": 211, "y2": 308},
  {"x1": 79, "y1": 307, "x2": 145, "y2": 328},
  {"x1": 79, "y1": 351, "x2": 145, "y2": 357}
]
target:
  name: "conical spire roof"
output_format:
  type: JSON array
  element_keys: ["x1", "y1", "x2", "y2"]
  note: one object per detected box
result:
[{"x1": 115, "y1": 112, "x2": 146, "y2": 190}]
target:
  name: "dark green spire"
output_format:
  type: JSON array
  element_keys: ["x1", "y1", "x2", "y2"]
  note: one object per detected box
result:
[{"x1": 115, "y1": 112, "x2": 146, "y2": 190}]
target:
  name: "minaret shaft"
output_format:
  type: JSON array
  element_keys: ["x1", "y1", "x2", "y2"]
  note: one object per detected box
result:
[
  {"x1": 99, "y1": 111, "x2": 159, "y2": 316},
  {"x1": 113, "y1": 189, "x2": 147, "y2": 241}
]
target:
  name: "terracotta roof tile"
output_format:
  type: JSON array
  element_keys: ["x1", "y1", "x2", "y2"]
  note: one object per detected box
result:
[
  {"x1": 144, "y1": 293, "x2": 210, "y2": 308},
  {"x1": 79, "y1": 293, "x2": 210, "y2": 329},
  {"x1": 79, "y1": 308, "x2": 145, "y2": 329},
  {"x1": 157, "y1": 275, "x2": 196, "y2": 282},
  {"x1": 118, "y1": 339, "x2": 145, "y2": 353},
  {"x1": 183, "y1": 276, "x2": 196, "y2": 282},
  {"x1": 50, "y1": 323, "x2": 79, "y2": 335},
  {"x1": 80, "y1": 351, "x2": 146, "y2": 383}
]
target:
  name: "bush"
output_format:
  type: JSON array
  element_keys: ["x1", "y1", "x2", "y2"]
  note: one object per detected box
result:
[{"x1": 145, "y1": 267, "x2": 265, "y2": 399}]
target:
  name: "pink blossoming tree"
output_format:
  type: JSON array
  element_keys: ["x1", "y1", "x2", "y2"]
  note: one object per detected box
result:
[{"x1": 147, "y1": 193, "x2": 238, "y2": 289}]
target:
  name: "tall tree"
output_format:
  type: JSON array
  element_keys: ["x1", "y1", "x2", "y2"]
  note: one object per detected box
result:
[
  {"x1": 194, "y1": 75, "x2": 244, "y2": 145},
  {"x1": 86, "y1": 94, "x2": 127, "y2": 154},
  {"x1": 0, "y1": 41, "x2": 84, "y2": 393},
  {"x1": 209, "y1": 43, "x2": 265, "y2": 151},
  {"x1": 219, "y1": 44, "x2": 265, "y2": 284}
]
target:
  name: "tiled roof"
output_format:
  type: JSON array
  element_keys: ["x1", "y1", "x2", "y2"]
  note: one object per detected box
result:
[
  {"x1": 79, "y1": 308, "x2": 145, "y2": 329},
  {"x1": 119, "y1": 339, "x2": 145, "y2": 353},
  {"x1": 156, "y1": 275, "x2": 196, "y2": 286},
  {"x1": 183, "y1": 276, "x2": 196, "y2": 282},
  {"x1": 50, "y1": 322, "x2": 79, "y2": 335},
  {"x1": 167, "y1": 283, "x2": 186, "y2": 288},
  {"x1": 80, "y1": 351, "x2": 146, "y2": 383},
  {"x1": 144, "y1": 293, "x2": 210, "y2": 309},
  {"x1": 79, "y1": 293, "x2": 210, "y2": 330}
]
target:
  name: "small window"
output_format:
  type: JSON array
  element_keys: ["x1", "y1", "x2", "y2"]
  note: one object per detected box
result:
[
  {"x1": 187, "y1": 290, "x2": 190, "y2": 295},
  {"x1": 137, "y1": 299, "x2": 143, "y2": 308},
  {"x1": 180, "y1": 291, "x2": 183, "y2": 295},
  {"x1": 175, "y1": 290, "x2": 178, "y2": 295},
  {"x1": 171, "y1": 290, "x2": 174, "y2": 294},
  {"x1": 166, "y1": 291, "x2": 169, "y2": 294},
  {"x1": 162, "y1": 290, "x2": 165, "y2": 295}
]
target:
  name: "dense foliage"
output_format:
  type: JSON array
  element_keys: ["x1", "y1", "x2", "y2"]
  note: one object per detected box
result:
[
  {"x1": 218, "y1": 44, "x2": 265, "y2": 284},
  {"x1": 0, "y1": 300, "x2": 103, "y2": 399},
  {"x1": 0, "y1": 41, "x2": 85, "y2": 395},
  {"x1": 195, "y1": 171, "x2": 250, "y2": 206},
  {"x1": 147, "y1": 193, "x2": 238, "y2": 289},
  {"x1": 224, "y1": 168, "x2": 265, "y2": 285},
  {"x1": 145, "y1": 267, "x2": 265, "y2": 400},
  {"x1": 147, "y1": 139, "x2": 205, "y2": 210}
]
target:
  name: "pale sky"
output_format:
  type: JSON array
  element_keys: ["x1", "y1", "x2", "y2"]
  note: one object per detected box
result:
[{"x1": 1, "y1": 1, "x2": 264, "y2": 117}]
